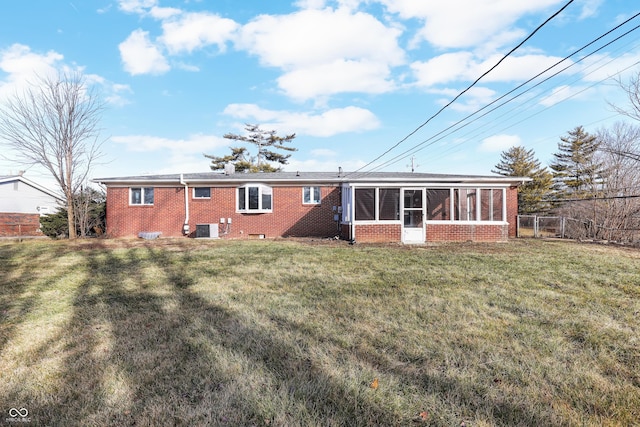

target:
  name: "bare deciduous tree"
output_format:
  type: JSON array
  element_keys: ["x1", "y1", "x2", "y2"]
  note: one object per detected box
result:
[
  {"x1": 595, "y1": 122, "x2": 640, "y2": 242},
  {"x1": 611, "y1": 71, "x2": 640, "y2": 123},
  {"x1": 0, "y1": 72, "x2": 105, "y2": 239}
]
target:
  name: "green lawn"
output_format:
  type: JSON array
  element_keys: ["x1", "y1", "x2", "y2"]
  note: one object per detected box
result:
[{"x1": 1, "y1": 238, "x2": 639, "y2": 426}]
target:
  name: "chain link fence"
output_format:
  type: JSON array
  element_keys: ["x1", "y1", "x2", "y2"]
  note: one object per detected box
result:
[
  {"x1": 517, "y1": 215, "x2": 640, "y2": 245},
  {"x1": 517, "y1": 215, "x2": 565, "y2": 238}
]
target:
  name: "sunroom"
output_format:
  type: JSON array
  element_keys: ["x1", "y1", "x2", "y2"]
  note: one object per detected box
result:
[{"x1": 340, "y1": 179, "x2": 519, "y2": 244}]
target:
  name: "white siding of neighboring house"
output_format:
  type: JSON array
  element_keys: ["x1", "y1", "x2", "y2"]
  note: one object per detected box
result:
[{"x1": 0, "y1": 179, "x2": 61, "y2": 215}]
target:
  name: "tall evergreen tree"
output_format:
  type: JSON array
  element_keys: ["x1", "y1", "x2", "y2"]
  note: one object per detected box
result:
[
  {"x1": 549, "y1": 126, "x2": 604, "y2": 199},
  {"x1": 205, "y1": 124, "x2": 297, "y2": 173},
  {"x1": 493, "y1": 146, "x2": 553, "y2": 214}
]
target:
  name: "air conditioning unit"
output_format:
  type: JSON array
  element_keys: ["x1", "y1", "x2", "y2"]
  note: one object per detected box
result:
[{"x1": 195, "y1": 224, "x2": 219, "y2": 238}]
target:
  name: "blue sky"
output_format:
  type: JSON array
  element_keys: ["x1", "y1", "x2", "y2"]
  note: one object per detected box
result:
[{"x1": 1, "y1": 0, "x2": 639, "y2": 188}]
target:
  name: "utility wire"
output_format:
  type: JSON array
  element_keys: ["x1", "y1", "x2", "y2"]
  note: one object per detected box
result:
[
  {"x1": 421, "y1": 57, "x2": 640, "y2": 168},
  {"x1": 368, "y1": 13, "x2": 640, "y2": 172},
  {"x1": 346, "y1": 0, "x2": 576, "y2": 177}
]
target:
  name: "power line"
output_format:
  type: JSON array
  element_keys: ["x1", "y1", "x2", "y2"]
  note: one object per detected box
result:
[
  {"x1": 369, "y1": 12, "x2": 640, "y2": 172},
  {"x1": 424, "y1": 58, "x2": 640, "y2": 167},
  {"x1": 346, "y1": 0, "x2": 576, "y2": 177}
]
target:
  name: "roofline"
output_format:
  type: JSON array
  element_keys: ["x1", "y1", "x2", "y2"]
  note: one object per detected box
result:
[
  {"x1": 0, "y1": 175, "x2": 64, "y2": 201},
  {"x1": 93, "y1": 172, "x2": 530, "y2": 187}
]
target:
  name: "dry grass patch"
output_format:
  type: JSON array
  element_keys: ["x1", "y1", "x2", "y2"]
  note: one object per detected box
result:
[{"x1": 0, "y1": 238, "x2": 639, "y2": 426}]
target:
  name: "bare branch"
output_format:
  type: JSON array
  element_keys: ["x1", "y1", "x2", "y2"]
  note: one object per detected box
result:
[{"x1": 0, "y1": 71, "x2": 106, "y2": 239}]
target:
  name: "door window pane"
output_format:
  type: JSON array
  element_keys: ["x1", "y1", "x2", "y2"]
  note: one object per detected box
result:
[
  {"x1": 404, "y1": 190, "x2": 422, "y2": 209},
  {"x1": 403, "y1": 210, "x2": 423, "y2": 227}
]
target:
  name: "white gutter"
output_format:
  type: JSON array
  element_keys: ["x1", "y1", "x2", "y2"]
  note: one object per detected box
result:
[{"x1": 180, "y1": 173, "x2": 190, "y2": 235}]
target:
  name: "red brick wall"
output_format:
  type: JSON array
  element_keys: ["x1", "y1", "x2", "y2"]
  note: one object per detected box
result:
[
  {"x1": 353, "y1": 223, "x2": 401, "y2": 243},
  {"x1": 426, "y1": 223, "x2": 509, "y2": 242},
  {"x1": 106, "y1": 187, "x2": 186, "y2": 237},
  {"x1": 0, "y1": 213, "x2": 42, "y2": 236},
  {"x1": 351, "y1": 223, "x2": 508, "y2": 243},
  {"x1": 106, "y1": 185, "x2": 341, "y2": 239},
  {"x1": 506, "y1": 186, "x2": 518, "y2": 237},
  {"x1": 106, "y1": 184, "x2": 520, "y2": 242}
]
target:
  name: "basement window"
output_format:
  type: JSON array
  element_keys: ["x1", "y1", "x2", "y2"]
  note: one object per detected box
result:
[
  {"x1": 237, "y1": 185, "x2": 272, "y2": 213},
  {"x1": 130, "y1": 187, "x2": 154, "y2": 205}
]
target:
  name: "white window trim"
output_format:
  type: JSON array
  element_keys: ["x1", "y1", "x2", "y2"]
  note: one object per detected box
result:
[
  {"x1": 237, "y1": 184, "x2": 273, "y2": 213},
  {"x1": 193, "y1": 187, "x2": 211, "y2": 199},
  {"x1": 130, "y1": 187, "x2": 154, "y2": 206},
  {"x1": 302, "y1": 186, "x2": 322, "y2": 205},
  {"x1": 353, "y1": 187, "x2": 403, "y2": 223},
  {"x1": 445, "y1": 187, "x2": 507, "y2": 223}
]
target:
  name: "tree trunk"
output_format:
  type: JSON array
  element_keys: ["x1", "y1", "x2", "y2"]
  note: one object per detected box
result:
[{"x1": 66, "y1": 191, "x2": 77, "y2": 239}]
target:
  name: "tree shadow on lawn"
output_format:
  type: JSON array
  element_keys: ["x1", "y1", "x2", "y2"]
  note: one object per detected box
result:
[
  {"x1": 20, "y1": 243, "x2": 404, "y2": 426},
  {"x1": 0, "y1": 243, "x2": 71, "y2": 353},
  {"x1": 266, "y1": 309, "x2": 560, "y2": 426},
  {"x1": 4, "y1": 240, "x2": 623, "y2": 426}
]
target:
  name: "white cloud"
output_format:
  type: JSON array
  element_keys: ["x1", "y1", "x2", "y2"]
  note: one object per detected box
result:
[
  {"x1": 411, "y1": 52, "x2": 474, "y2": 86},
  {"x1": 294, "y1": 0, "x2": 326, "y2": 9},
  {"x1": 119, "y1": 29, "x2": 170, "y2": 75},
  {"x1": 104, "y1": 83, "x2": 134, "y2": 106},
  {"x1": 580, "y1": 52, "x2": 640, "y2": 83},
  {"x1": 538, "y1": 84, "x2": 594, "y2": 107},
  {"x1": 577, "y1": 0, "x2": 604, "y2": 19},
  {"x1": 223, "y1": 103, "x2": 380, "y2": 137},
  {"x1": 149, "y1": 6, "x2": 181, "y2": 19},
  {"x1": 375, "y1": 0, "x2": 564, "y2": 49},
  {"x1": 236, "y1": 7, "x2": 404, "y2": 99},
  {"x1": 0, "y1": 44, "x2": 131, "y2": 108},
  {"x1": 109, "y1": 133, "x2": 234, "y2": 175},
  {"x1": 0, "y1": 44, "x2": 63, "y2": 98},
  {"x1": 433, "y1": 86, "x2": 498, "y2": 113},
  {"x1": 238, "y1": 8, "x2": 404, "y2": 68},
  {"x1": 118, "y1": 0, "x2": 157, "y2": 14},
  {"x1": 478, "y1": 134, "x2": 522, "y2": 152},
  {"x1": 159, "y1": 12, "x2": 239, "y2": 55},
  {"x1": 111, "y1": 133, "x2": 227, "y2": 153},
  {"x1": 278, "y1": 59, "x2": 395, "y2": 100},
  {"x1": 411, "y1": 53, "x2": 570, "y2": 87}
]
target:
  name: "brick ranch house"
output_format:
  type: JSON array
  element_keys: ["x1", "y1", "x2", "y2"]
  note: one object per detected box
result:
[
  {"x1": 0, "y1": 173, "x2": 62, "y2": 237},
  {"x1": 93, "y1": 171, "x2": 528, "y2": 244}
]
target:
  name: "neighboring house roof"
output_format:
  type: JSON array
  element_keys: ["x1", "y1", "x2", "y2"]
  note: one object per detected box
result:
[
  {"x1": 0, "y1": 174, "x2": 64, "y2": 215},
  {"x1": 93, "y1": 171, "x2": 529, "y2": 187},
  {"x1": 0, "y1": 175, "x2": 63, "y2": 200}
]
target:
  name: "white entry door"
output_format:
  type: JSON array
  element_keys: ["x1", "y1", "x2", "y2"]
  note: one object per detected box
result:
[{"x1": 402, "y1": 189, "x2": 425, "y2": 244}]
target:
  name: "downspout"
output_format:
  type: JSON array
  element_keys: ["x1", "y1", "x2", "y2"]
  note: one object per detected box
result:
[
  {"x1": 180, "y1": 173, "x2": 190, "y2": 235},
  {"x1": 350, "y1": 184, "x2": 356, "y2": 243}
]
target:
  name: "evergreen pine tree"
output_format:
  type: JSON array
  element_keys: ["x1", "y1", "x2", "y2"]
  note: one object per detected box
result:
[
  {"x1": 549, "y1": 126, "x2": 604, "y2": 200},
  {"x1": 205, "y1": 124, "x2": 297, "y2": 173},
  {"x1": 493, "y1": 146, "x2": 553, "y2": 214}
]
